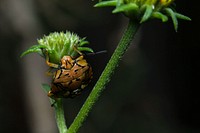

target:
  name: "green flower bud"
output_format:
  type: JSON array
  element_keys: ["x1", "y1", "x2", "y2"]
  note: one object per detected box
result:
[
  {"x1": 21, "y1": 31, "x2": 93, "y2": 64},
  {"x1": 95, "y1": 0, "x2": 191, "y2": 31}
]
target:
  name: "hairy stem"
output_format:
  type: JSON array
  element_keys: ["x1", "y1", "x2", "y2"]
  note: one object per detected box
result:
[
  {"x1": 54, "y1": 99, "x2": 68, "y2": 133},
  {"x1": 68, "y1": 20, "x2": 140, "y2": 133}
]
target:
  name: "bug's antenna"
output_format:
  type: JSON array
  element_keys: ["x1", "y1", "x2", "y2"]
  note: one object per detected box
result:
[{"x1": 86, "y1": 50, "x2": 107, "y2": 56}]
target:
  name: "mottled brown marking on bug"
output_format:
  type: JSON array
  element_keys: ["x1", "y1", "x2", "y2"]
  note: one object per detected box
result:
[{"x1": 47, "y1": 55, "x2": 93, "y2": 99}]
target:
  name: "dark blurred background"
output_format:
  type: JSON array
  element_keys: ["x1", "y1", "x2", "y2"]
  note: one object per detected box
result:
[{"x1": 0, "y1": 0, "x2": 199, "y2": 133}]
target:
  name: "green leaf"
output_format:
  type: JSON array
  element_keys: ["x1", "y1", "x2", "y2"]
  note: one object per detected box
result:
[
  {"x1": 140, "y1": 5, "x2": 153, "y2": 23},
  {"x1": 20, "y1": 45, "x2": 47, "y2": 58},
  {"x1": 165, "y1": 8, "x2": 178, "y2": 32},
  {"x1": 112, "y1": 3, "x2": 139, "y2": 14},
  {"x1": 152, "y1": 11, "x2": 168, "y2": 22},
  {"x1": 94, "y1": 0, "x2": 117, "y2": 7}
]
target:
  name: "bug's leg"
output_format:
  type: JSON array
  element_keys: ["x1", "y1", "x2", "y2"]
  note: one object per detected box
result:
[
  {"x1": 73, "y1": 46, "x2": 83, "y2": 56},
  {"x1": 45, "y1": 51, "x2": 59, "y2": 68},
  {"x1": 45, "y1": 67, "x2": 54, "y2": 76},
  {"x1": 72, "y1": 46, "x2": 85, "y2": 62},
  {"x1": 51, "y1": 100, "x2": 56, "y2": 107}
]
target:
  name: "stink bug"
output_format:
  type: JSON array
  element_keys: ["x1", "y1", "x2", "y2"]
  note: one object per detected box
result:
[{"x1": 45, "y1": 49, "x2": 93, "y2": 99}]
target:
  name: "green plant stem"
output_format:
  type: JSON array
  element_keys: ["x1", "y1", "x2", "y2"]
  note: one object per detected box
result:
[
  {"x1": 67, "y1": 20, "x2": 140, "y2": 133},
  {"x1": 55, "y1": 98, "x2": 68, "y2": 133}
]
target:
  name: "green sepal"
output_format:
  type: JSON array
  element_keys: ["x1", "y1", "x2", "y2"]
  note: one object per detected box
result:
[
  {"x1": 20, "y1": 45, "x2": 48, "y2": 58},
  {"x1": 140, "y1": 5, "x2": 153, "y2": 23},
  {"x1": 77, "y1": 47, "x2": 94, "y2": 53},
  {"x1": 41, "y1": 83, "x2": 51, "y2": 92},
  {"x1": 116, "y1": 0, "x2": 123, "y2": 7},
  {"x1": 41, "y1": 84, "x2": 55, "y2": 105},
  {"x1": 152, "y1": 12, "x2": 168, "y2": 22},
  {"x1": 112, "y1": 3, "x2": 139, "y2": 15},
  {"x1": 79, "y1": 38, "x2": 89, "y2": 46},
  {"x1": 94, "y1": 0, "x2": 117, "y2": 7},
  {"x1": 164, "y1": 8, "x2": 178, "y2": 32},
  {"x1": 47, "y1": 49, "x2": 61, "y2": 64},
  {"x1": 175, "y1": 12, "x2": 191, "y2": 21}
]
